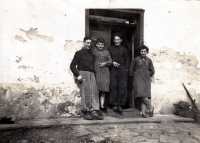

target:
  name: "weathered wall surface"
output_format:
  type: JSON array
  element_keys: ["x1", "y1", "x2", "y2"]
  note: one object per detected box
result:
[
  {"x1": 0, "y1": 83, "x2": 81, "y2": 120},
  {"x1": 0, "y1": 0, "x2": 200, "y2": 120},
  {"x1": 149, "y1": 47, "x2": 200, "y2": 114}
]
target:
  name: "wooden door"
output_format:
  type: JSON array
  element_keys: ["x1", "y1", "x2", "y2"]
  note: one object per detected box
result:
[{"x1": 89, "y1": 26, "x2": 111, "y2": 48}]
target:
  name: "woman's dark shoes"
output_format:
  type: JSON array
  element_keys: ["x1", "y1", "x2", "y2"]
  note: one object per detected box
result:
[
  {"x1": 90, "y1": 110, "x2": 104, "y2": 120},
  {"x1": 149, "y1": 107, "x2": 154, "y2": 117},
  {"x1": 112, "y1": 106, "x2": 118, "y2": 112},
  {"x1": 83, "y1": 111, "x2": 93, "y2": 120},
  {"x1": 112, "y1": 106, "x2": 123, "y2": 115},
  {"x1": 142, "y1": 113, "x2": 148, "y2": 118},
  {"x1": 118, "y1": 106, "x2": 123, "y2": 115},
  {"x1": 100, "y1": 107, "x2": 107, "y2": 114}
]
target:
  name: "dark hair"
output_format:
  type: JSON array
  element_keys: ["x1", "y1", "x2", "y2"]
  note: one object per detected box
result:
[
  {"x1": 83, "y1": 37, "x2": 92, "y2": 42},
  {"x1": 113, "y1": 33, "x2": 123, "y2": 40},
  {"x1": 139, "y1": 44, "x2": 149, "y2": 53},
  {"x1": 96, "y1": 38, "x2": 106, "y2": 45}
]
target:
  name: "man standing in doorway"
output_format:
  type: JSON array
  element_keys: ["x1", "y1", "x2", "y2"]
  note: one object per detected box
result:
[
  {"x1": 108, "y1": 33, "x2": 129, "y2": 115},
  {"x1": 70, "y1": 37, "x2": 101, "y2": 120}
]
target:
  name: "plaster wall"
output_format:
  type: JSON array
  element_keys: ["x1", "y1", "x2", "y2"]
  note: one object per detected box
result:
[{"x1": 0, "y1": 0, "x2": 200, "y2": 120}]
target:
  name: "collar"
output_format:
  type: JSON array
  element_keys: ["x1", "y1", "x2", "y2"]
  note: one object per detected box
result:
[
  {"x1": 94, "y1": 47, "x2": 104, "y2": 51},
  {"x1": 82, "y1": 47, "x2": 91, "y2": 52},
  {"x1": 140, "y1": 55, "x2": 147, "y2": 59},
  {"x1": 114, "y1": 45, "x2": 121, "y2": 48}
]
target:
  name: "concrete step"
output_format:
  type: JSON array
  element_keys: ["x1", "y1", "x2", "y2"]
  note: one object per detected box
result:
[{"x1": 0, "y1": 114, "x2": 195, "y2": 131}]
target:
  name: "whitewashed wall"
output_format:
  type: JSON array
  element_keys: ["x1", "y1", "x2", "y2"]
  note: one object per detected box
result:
[{"x1": 0, "y1": 0, "x2": 200, "y2": 120}]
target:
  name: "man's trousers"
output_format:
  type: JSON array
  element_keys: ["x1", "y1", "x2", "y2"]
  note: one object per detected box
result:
[
  {"x1": 77, "y1": 71, "x2": 99, "y2": 112},
  {"x1": 109, "y1": 65, "x2": 127, "y2": 106}
]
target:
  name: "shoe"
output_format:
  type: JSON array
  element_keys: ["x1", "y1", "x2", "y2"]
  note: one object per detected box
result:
[
  {"x1": 142, "y1": 113, "x2": 148, "y2": 118},
  {"x1": 100, "y1": 107, "x2": 107, "y2": 114},
  {"x1": 90, "y1": 110, "x2": 104, "y2": 120},
  {"x1": 83, "y1": 112, "x2": 93, "y2": 120},
  {"x1": 118, "y1": 106, "x2": 123, "y2": 111},
  {"x1": 149, "y1": 107, "x2": 154, "y2": 117},
  {"x1": 112, "y1": 106, "x2": 118, "y2": 111},
  {"x1": 118, "y1": 106, "x2": 123, "y2": 115}
]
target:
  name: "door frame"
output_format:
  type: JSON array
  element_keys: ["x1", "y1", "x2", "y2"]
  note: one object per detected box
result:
[
  {"x1": 85, "y1": 9, "x2": 145, "y2": 108},
  {"x1": 85, "y1": 8, "x2": 145, "y2": 60}
]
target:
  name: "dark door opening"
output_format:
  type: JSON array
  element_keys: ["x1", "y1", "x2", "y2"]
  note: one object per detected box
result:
[{"x1": 86, "y1": 9, "x2": 144, "y2": 109}]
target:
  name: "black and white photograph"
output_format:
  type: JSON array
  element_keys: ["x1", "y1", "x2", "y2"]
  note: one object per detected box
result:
[{"x1": 0, "y1": 0, "x2": 200, "y2": 142}]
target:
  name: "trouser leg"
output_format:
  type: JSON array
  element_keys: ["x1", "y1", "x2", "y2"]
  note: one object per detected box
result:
[
  {"x1": 78, "y1": 71, "x2": 99, "y2": 112},
  {"x1": 90, "y1": 73, "x2": 100, "y2": 111},
  {"x1": 79, "y1": 71, "x2": 91, "y2": 112},
  {"x1": 110, "y1": 70, "x2": 118, "y2": 106},
  {"x1": 117, "y1": 68, "x2": 128, "y2": 106}
]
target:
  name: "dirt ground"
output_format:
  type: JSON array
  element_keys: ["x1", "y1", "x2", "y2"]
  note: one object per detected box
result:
[
  {"x1": 1, "y1": 122, "x2": 200, "y2": 143},
  {"x1": 0, "y1": 126, "x2": 99, "y2": 143}
]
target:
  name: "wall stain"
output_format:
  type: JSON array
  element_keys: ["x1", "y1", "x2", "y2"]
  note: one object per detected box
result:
[
  {"x1": 151, "y1": 47, "x2": 199, "y2": 71},
  {"x1": 16, "y1": 56, "x2": 22, "y2": 63},
  {"x1": 38, "y1": 35, "x2": 53, "y2": 42},
  {"x1": 0, "y1": 87, "x2": 7, "y2": 99},
  {"x1": 15, "y1": 35, "x2": 27, "y2": 43},
  {"x1": 18, "y1": 76, "x2": 39, "y2": 83},
  {"x1": 0, "y1": 84, "x2": 81, "y2": 120},
  {"x1": 26, "y1": 78, "x2": 34, "y2": 82},
  {"x1": 20, "y1": 28, "x2": 53, "y2": 42},
  {"x1": 64, "y1": 40, "x2": 83, "y2": 51},
  {"x1": 150, "y1": 47, "x2": 200, "y2": 113},
  {"x1": 57, "y1": 101, "x2": 75, "y2": 114},
  {"x1": 64, "y1": 40, "x2": 73, "y2": 51},
  {"x1": 67, "y1": 69, "x2": 73, "y2": 76},
  {"x1": 17, "y1": 65, "x2": 30, "y2": 70},
  {"x1": 17, "y1": 78, "x2": 23, "y2": 81},
  {"x1": 75, "y1": 40, "x2": 83, "y2": 50},
  {"x1": 34, "y1": 75, "x2": 40, "y2": 83}
]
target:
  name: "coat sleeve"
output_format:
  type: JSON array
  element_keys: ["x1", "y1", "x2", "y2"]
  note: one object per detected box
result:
[
  {"x1": 105, "y1": 50, "x2": 112, "y2": 66},
  {"x1": 70, "y1": 52, "x2": 81, "y2": 77},
  {"x1": 129, "y1": 60, "x2": 135, "y2": 76},
  {"x1": 149, "y1": 59, "x2": 155, "y2": 77}
]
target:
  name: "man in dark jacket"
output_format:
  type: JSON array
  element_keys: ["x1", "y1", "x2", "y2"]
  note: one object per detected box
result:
[
  {"x1": 70, "y1": 37, "x2": 101, "y2": 120},
  {"x1": 108, "y1": 33, "x2": 129, "y2": 115}
]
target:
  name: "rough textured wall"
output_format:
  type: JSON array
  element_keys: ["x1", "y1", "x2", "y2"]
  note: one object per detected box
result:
[
  {"x1": 149, "y1": 47, "x2": 200, "y2": 114},
  {"x1": 0, "y1": 83, "x2": 81, "y2": 120},
  {"x1": 0, "y1": 0, "x2": 200, "y2": 120},
  {"x1": 0, "y1": 0, "x2": 85, "y2": 84},
  {"x1": 0, "y1": 0, "x2": 85, "y2": 120}
]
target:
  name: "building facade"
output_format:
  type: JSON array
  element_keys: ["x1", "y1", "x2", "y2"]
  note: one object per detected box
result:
[{"x1": 0, "y1": 0, "x2": 200, "y2": 120}]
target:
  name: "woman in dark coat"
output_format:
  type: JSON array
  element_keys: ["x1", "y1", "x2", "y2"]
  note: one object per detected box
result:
[
  {"x1": 129, "y1": 45, "x2": 155, "y2": 118},
  {"x1": 93, "y1": 38, "x2": 112, "y2": 109}
]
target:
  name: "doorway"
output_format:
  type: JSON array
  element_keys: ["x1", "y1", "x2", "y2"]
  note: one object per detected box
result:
[{"x1": 85, "y1": 9, "x2": 145, "y2": 108}]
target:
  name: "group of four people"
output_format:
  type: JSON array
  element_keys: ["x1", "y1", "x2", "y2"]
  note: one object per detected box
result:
[{"x1": 70, "y1": 33, "x2": 155, "y2": 120}]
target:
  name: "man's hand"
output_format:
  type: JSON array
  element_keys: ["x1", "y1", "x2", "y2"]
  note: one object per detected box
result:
[
  {"x1": 77, "y1": 75, "x2": 84, "y2": 82},
  {"x1": 113, "y1": 62, "x2": 120, "y2": 68},
  {"x1": 99, "y1": 62, "x2": 107, "y2": 68}
]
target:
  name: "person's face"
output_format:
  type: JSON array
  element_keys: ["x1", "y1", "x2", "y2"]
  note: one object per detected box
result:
[
  {"x1": 140, "y1": 49, "x2": 147, "y2": 57},
  {"x1": 96, "y1": 42, "x2": 105, "y2": 51},
  {"x1": 83, "y1": 39, "x2": 92, "y2": 49},
  {"x1": 113, "y1": 36, "x2": 122, "y2": 46}
]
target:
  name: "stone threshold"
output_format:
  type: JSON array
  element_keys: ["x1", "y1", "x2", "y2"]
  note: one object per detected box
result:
[{"x1": 0, "y1": 114, "x2": 195, "y2": 131}]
